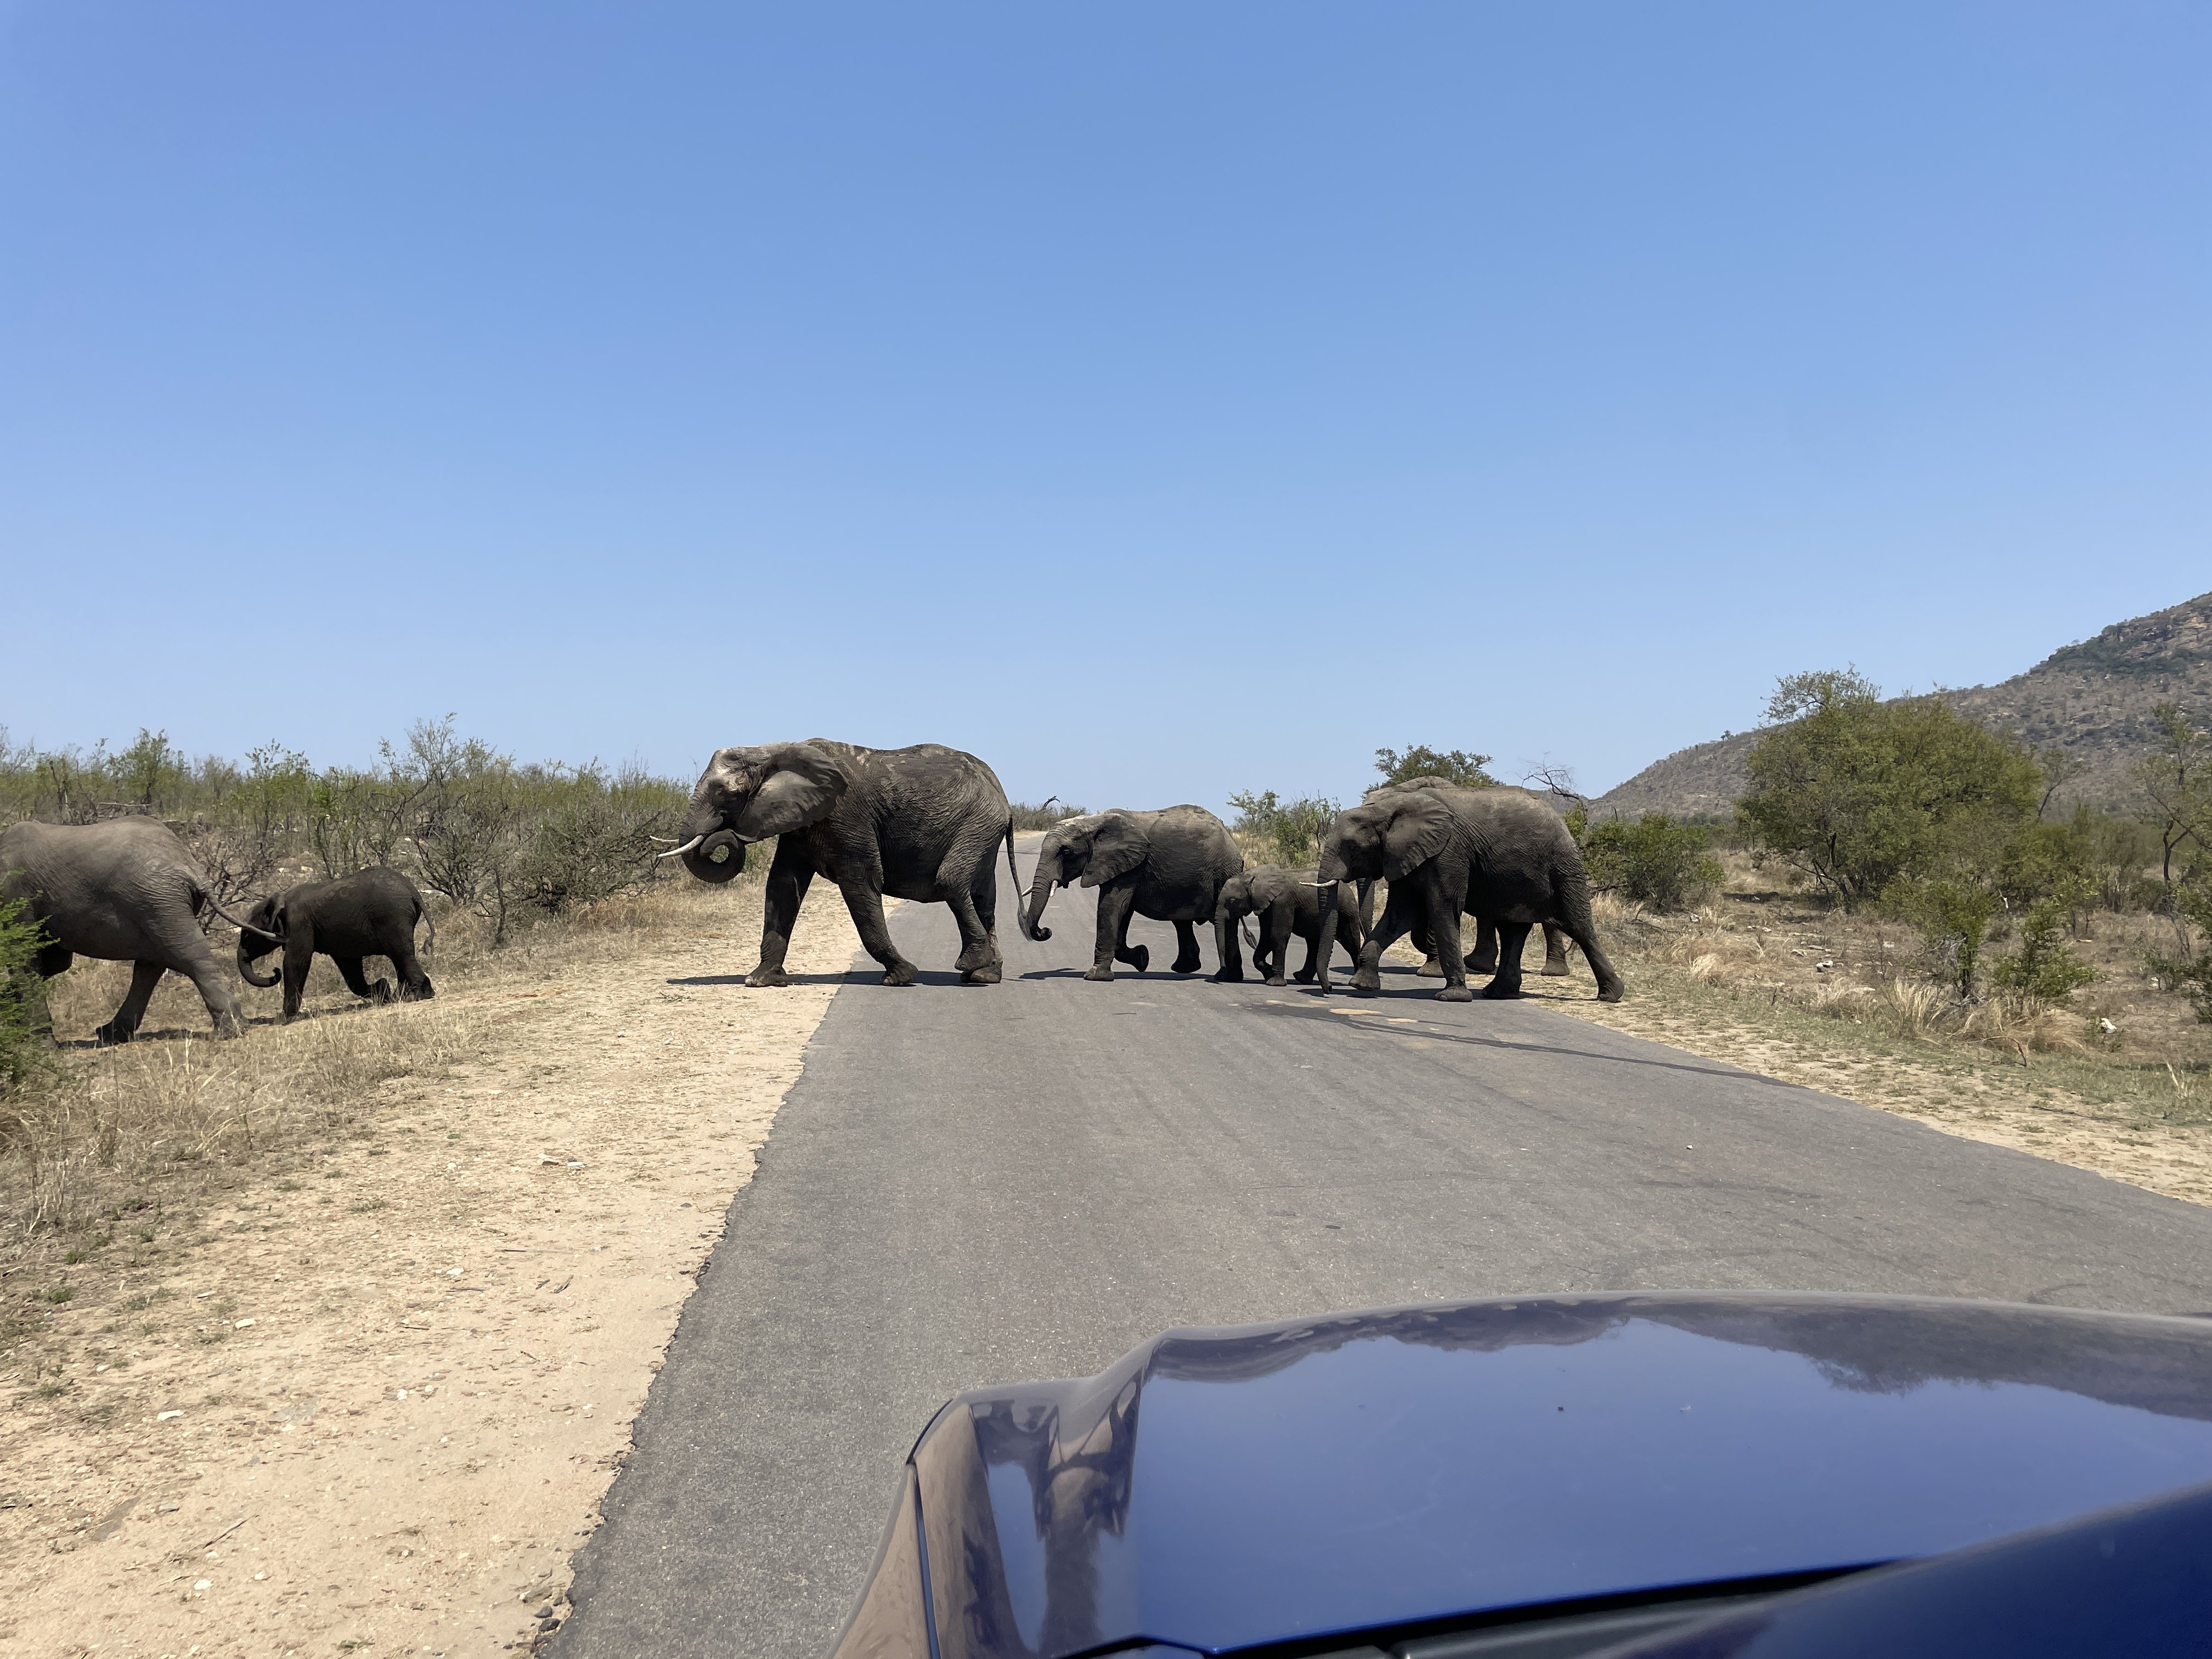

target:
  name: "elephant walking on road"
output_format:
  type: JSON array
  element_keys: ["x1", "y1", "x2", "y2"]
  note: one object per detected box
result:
[
  {"x1": 1215, "y1": 865, "x2": 1364, "y2": 986},
  {"x1": 237, "y1": 866, "x2": 435, "y2": 1020},
  {"x1": 1412, "y1": 915, "x2": 1573, "y2": 980},
  {"x1": 0, "y1": 817, "x2": 280, "y2": 1043},
  {"x1": 1023, "y1": 806, "x2": 1244, "y2": 981},
  {"x1": 1313, "y1": 784, "x2": 1624, "y2": 1003},
  {"x1": 668, "y1": 740, "x2": 1017, "y2": 987}
]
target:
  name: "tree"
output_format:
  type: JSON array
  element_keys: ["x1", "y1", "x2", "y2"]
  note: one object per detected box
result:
[
  {"x1": 2133, "y1": 703, "x2": 2211, "y2": 907},
  {"x1": 1227, "y1": 789, "x2": 1339, "y2": 866},
  {"x1": 1735, "y1": 670, "x2": 2041, "y2": 907},
  {"x1": 1373, "y1": 745, "x2": 1494, "y2": 790},
  {"x1": 1579, "y1": 815, "x2": 1723, "y2": 912},
  {"x1": 2034, "y1": 744, "x2": 2088, "y2": 820}
]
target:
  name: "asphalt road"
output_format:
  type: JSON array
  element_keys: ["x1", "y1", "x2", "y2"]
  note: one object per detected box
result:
[{"x1": 557, "y1": 845, "x2": 2212, "y2": 1659}]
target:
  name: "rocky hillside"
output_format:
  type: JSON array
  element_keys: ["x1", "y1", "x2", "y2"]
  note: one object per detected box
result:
[{"x1": 1593, "y1": 589, "x2": 2212, "y2": 821}]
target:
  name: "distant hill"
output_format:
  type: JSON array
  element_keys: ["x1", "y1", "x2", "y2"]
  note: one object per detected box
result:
[{"x1": 1592, "y1": 589, "x2": 2212, "y2": 821}]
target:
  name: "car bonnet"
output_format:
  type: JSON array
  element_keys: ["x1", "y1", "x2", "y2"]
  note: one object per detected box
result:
[{"x1": 893, "y1": 1293, "x2": 2212, "y2": 1659}]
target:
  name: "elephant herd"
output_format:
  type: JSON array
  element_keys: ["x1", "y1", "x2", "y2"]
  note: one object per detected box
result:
[
  {"x1": 1, "y1": 734, "x2": 1621, "y2": 1047},
  {"x1": 663, "y1": 738, "x2": 1623, "y2": 1005}
]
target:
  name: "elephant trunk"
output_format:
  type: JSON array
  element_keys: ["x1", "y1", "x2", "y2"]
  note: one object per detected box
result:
[
  {"x1": 237, "y1": 934, "x2": 281, "y2": 988},
  {"x1": 1022, "y1": 854, "x2": 1056, "y2": 943},
  {"x1": 673, "y1": 802, "x2": 746, "y2": 885},
  {"x1": 1313, "y1": 881, "x2": 1341, "y2": 993}
]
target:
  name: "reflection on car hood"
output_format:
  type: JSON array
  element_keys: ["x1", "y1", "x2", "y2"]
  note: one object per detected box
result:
[{"x1": 903, "y1": 1293, "x2": 2212, "y2": 1658}]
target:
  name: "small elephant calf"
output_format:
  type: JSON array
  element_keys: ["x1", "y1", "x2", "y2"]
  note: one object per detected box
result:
[
  {"x1": 1214, "y1": 865, "x2": 1367, "y2": 987},
  {"x1": 237, "y1": 867, "x2": 435, "y2": 1020}
]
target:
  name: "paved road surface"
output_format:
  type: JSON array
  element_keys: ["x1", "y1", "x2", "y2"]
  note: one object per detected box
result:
[{"x1": 557, "y1": 845, "x2": 2212, "y2": 1658}]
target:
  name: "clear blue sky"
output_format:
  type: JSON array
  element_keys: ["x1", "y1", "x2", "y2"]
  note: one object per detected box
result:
[{"x1": 3, "y1": 3, "x2": 2206, "y2": 811}]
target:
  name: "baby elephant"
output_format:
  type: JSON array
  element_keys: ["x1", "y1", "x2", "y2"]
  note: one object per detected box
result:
[
  {"x1": 236, "y1": 867, "x2": 435, "y2": 1019},
  {"x1": 1215, "y1": 866, "x2": 1366, "y2": 986}
]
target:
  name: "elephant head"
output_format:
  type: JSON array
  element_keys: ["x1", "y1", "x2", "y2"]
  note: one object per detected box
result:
[
  {"x1": 236, "y1": 895, "x2": 285, "y2": 988},
  {"x1": 1213, "y1": 870, "x2": 1260, "y2": 928},
  {"x1": 1021, "y1": 811, "x2": 1147, "y2": 943},
  {"x1": 1312, "y1": 791, "x2": 1454, "y2": 991},
  {"x1": 665, "y1": 742, "x2": 850, "y2": 885}
]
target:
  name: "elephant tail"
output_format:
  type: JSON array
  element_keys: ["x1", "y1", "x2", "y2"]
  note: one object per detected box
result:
[
  {"x1": 1002, "y1": 819, "x2": 1023, "y2": 913},
  {"x1": 419, "y1": 896, "x2": 438, "y2": 956},
  {"x1": 194, "y1": 883, "x2": 283, "y2": 943}
]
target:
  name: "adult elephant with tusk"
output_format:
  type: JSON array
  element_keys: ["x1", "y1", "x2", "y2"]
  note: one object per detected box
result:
[
  {"x1": 1311, "y1": 783, "x2": 1624, "y2": 1003},
  {"x1": 1023, "y1": 806, "x2": 1244, "y2": 981},
  {"x1": 0, "y1": 816, "x2": 281, "y2": 1043},
  {"x1": 672, "y1": 740, "x2": 1018, "y2": 988}
]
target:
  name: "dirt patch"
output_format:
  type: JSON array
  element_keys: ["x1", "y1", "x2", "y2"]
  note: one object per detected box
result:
[{"x1": 1, "y1": 882, "x2": 862, "y2": 1658}]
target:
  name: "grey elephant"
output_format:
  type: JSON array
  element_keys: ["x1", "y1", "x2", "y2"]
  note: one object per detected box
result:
[
  {"x1": 237, "y1": 866, "x2": 435, "y2": 1020},
  {"x1": 666, "y1": 740, "x2": 1017, "y2": 987},
  {"x1": 0, "y1": 817, "x2": 280, "y2": 1043},
  {"x1": 1022, "y1": 806, "x2": 1244, "y2": 980},
  {"x1": 1313, "y1": 784, "x2": 1624, "y2": 1002},
  {"x1": 1372, "y1": 778, "x2": 1572, "y2": 982},
  {"x1": 1215, "y1": 865, "x2": 1366, "y2": 986}
]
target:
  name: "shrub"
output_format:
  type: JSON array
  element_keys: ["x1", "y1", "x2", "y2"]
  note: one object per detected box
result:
[
  {"x1": 2148, "y1": 877, "x2": 2212, "y2": 1024},
  {"x1": 1009, "y1": 799, "x2": 1087, "y2": 831},
  {"x1": 1373, "y1": 745, "x2": 1494, "y2": 790},
  {"x1": 1736, "y1": 669, "x2": 2041, "y2": 906},
  {"x1": 1990, "y1": 890, "x2": 2097, "y2": 1001},
  {"x1": 0, "y1": 893, "x2": 56, "y2": 1103},
  {"x1": 1893, "y1": 877, "x2": 2000, "y2": 995},
  {"x1": 1228, "y1": 789, "x2": 1340, "y2": 866},
  {"x1": 1579, "y1": 814, "x2": 1722, "y2": 912}
]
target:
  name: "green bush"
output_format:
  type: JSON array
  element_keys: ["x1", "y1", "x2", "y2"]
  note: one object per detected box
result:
[
  {"x1": 1737, "y1": 669, "x2": 2041, "y2": 907},
  {"x1": 0, "y1": 893, "x2": 56, "y2": 1104},
  {"x1": 1893, "y1": 877, "x2": 2001, "y2": 995},
  {"x1": 1580, "y1": 814, "x2": 1722, "y2": 912},
  {"x1": 1228, "y1": 789, "x2": 1340, "y2": 866},
  {"x1": 1373, "y1": 744, "x2": 1495, "y2": 790},
  {"x1": 1990, "y1": 893, "x2": 2097, "y2": 1001},
  {"x1": 2148, "y1": 878, "x2": 2212, "y2": 1024}
]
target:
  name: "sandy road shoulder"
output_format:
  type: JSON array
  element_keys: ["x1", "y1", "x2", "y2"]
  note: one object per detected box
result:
[{"x1": 4, "y1": 893, "x2": 862, "y2": 1659}]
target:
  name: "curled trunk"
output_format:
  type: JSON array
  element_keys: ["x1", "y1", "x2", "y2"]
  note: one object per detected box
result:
[
  {"x1": 237, "y1": 939, "x2": 281, "y2": 988},
  {"x1": 680, "y1": 828, "x2": 748, "y2": 885},
  {"x1": 1023, "y1": 860, "x2": 1057, "y2": 942}
]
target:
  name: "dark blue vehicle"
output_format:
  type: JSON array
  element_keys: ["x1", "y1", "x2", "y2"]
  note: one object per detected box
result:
[{"x1": 832, "y1": 1293, "x2": 2212, "y2": 1659}]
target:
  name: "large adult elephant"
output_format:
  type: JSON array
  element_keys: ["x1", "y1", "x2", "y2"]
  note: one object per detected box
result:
[
  {"x1": 1312, "y1": 785, "x2": 1624, "y2": 1002},
  {"x1": 665, "y1": 740, "x2": 1018, "y2": 987},
  {"x1": 1370, "y1": 776, "x2": 1572, "y2": 983},
  {"x1": 1, "y1": 817, "x2": 281, "y2": 1043},
  {"x1": 1022, "y1": 806, "x2": 1244, "y2": 980}
]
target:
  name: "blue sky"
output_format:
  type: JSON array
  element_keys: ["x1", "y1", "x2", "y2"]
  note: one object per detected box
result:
[{"x1": 3, "y1": 3, "x2": 2205, "y2": 811}]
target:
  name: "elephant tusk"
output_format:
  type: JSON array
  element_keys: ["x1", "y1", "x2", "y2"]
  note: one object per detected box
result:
[
  {"x1": 1302, "y1": 880, "x2": 1339, "y2": 888},
  {"x1": 648, "y1": 835, "x2": 681, "y2": 845},
  {"x1": 658, "y1": 835, "x2": 707, "y2": 860}
]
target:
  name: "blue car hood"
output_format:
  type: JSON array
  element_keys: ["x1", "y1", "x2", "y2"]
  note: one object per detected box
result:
[{"x1": 860, "y1": 1293, "x2": 2212, "y2": 1659}]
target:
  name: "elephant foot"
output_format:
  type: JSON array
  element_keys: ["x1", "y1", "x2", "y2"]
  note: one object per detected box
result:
[
  {"x1": 368, "y1": 978, "x2": 394, "y2": 1004},
  {"x1": 1085, "y1": 964, "x2": 1115, "y2": 981},
  {"x1": 402, "y1": 978, "x2": 435, "y2": 1001},
  {"x1": 1541, "y1": 962, "x2": 1570, "y2": 977},
  {"x1": 1210, "y1": 967, "x2": 1243, "y2": 984},
  {"x1": 1466, "y1": 954, "x2": 1498, "y2": 974},
  {"x1": 882, "y1": 961, "x2": 919, "y2": 986},
  {"x1": 963, "y1": 963, "x2": 1002, "y2": 986},
  {"x1": 1481, "y1": 978, "x2": 1525, "y2": 1001},
  {"x1": 747, "y1": 967, "x2": 791, "y2": 988},
  {"x1": 1266, "y1": 975, "x2": 1289, "y2": 989},
  {"x1": 1435, "y1": 985, "x2": 1475, "y2": 1003},
  {"x1": 93, "y1": 1022, "x2": 134, "y2": 1047},
  {"x1": 1291, "y1": 968, "x2": 1314, "y2": 983},
  {"x1": 1348, "y1": 973, "x2": 1382, "y2": 995},
  {"x1": 1596, "y1": 981, "x2": 1627, "y2": 1003},
  {"x1": 1123, "y1": 945, "x2": 1150, "y2": 975},
  {"x1": 1416, "y1": 957, "x2": 1444, "y2": 978}
]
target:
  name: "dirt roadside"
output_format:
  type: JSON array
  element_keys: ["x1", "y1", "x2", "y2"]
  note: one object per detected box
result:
[{"x1": 2, "y1": 888, "x2": 863, "y2": 1659}]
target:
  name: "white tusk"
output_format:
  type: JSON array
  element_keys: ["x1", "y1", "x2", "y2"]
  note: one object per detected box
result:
[
  {"x1": 658, "y1": 835, "x2": 707, "y2": 860},
  {"x1": 1302, "y1": 880, "x2": 1339, "y2": 888}
]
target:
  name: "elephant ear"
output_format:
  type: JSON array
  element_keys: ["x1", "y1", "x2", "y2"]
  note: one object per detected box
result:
[
  {"x1": 1078, "y1": 811, "x2": 1149, "y2": 888},
  {"x1": 733, "y1": 743, "x2": 849, "y2": 841},
  {"x1": 1383, "y1": 793, "x2": 1453, "y2": 881}
]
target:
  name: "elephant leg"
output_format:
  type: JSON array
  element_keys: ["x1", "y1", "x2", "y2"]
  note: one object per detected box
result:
[
  {"x1": 1292, "y1": 926, "x2": 1319, "y2": 986},
  {"x1": 1090, "y1": 884, "x2": 1142, "y2": 979},
  {"x1": 1336, "y1": 898, "x2": 1365, "y2": 965},
  {"x1": 1415, "y1": 871, "x2": 1472, "y2": 1001},
  {"x1": 1540, "y1": 922, "x2": 1572, "y2": 976},
  {"x1": 970, "y1": 860, "x2": 1003, "y2": 973},
  {"x1": 97, "y1": 961, "x2": 167, "y2": 1046},
  {"x1": 1353, "y1": 888, "x2": 1417, "y2": 994},
  {"x1": 1210, "y1": 907, "x2": 1244, "y2": 984},
  {"x1": 389, "y1": 933, "x2": 434, "y2": 1000},
  {"x1": 842, "y1": 885, "x2": 919, "y2": 986},
  {"x1": 1171, "y1": 919, "x2": 1203, "y2": 974},
  {"x1": 1481, "y1": 922, "x2": 1533, "y2": 1000},
  {"x1": 947, "y1": 885, "x2": 1000, "y2": 986},
  {"x1": 1465, "y1": 916, "x2": 1499, "y2": 974},
  {"x1": 749, "y1": 842, "x2": 815, "y2": 988},
  {"x1": 280, "y1": 934, "x2": 317, "y2": 1020},
  {"x1": 333, "y1": 955, "x2": 388, "y2": 1003},
  {"x1": 1410, "y1": 913, "x2": 1442, "y2": 977}
]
